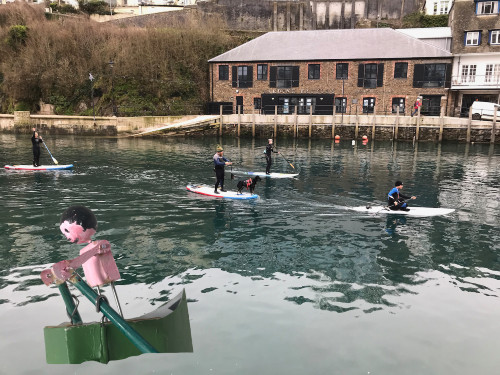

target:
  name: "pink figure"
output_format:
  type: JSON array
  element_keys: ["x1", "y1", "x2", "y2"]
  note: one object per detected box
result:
[{"x1": 59, "y1": 206, "x2": 120, "y2": 287}]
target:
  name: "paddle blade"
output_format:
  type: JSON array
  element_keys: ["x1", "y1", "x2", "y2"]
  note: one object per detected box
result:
[
  {"x1": 290, "y1": 163, "x2": 295, "y2": 169},
  {"x1": 53, "y1": 157, "x2": 59, "y2": 165},
  {"x1": 230, "y1": 173, "x2": 235, "y2": 180}
]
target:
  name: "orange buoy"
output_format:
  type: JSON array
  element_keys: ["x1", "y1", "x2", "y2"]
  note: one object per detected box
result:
[
  {"x1": 362, "y1": 135, "x2": 368, "y2": 140},
  {"x1": 334, "y1": 135, "x2": 340, "y2": 140}
]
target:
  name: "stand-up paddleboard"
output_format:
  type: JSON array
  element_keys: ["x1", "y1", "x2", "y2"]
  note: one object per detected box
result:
[
  {"x1": 350, "y1": 205, "x2": 454, "y2": 217},
  {"x1": 4, "y1": 164, "x2": 73, "y2": 171},
  {"x1": 232, "y1": 171, "x2": 298, "y2": 179},
  {"x1": 186, "y1": 184, "x2": 259, "y2": 200}
]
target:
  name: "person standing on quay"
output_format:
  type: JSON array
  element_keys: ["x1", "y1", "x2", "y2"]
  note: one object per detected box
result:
[
  {"x1": 265, "y1": 138, "x2": 278, "y2": 175},
  {"x1": 31, "y1": 127, "x2": 43, "y2": 167},
  {"x1": 213, "y1": 145, "x2": 232, "y2": 194},
  {"x1": 411, "y1": 97, "x2": 422, "y2": 117}
]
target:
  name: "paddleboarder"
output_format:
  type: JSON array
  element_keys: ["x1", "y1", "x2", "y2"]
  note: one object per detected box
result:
[
  {"x1": 31, "y1": 127, "x2": 43, "y2": 167},
  {"x1": 213, "y1": 145, "x2": 232, "y2": 194},
  {"x1": 388, "y1": 181, "x2": 416, "y2": 211},
  {"x1": 265, "y1": 138, "x2": 278, "y2": 175}
]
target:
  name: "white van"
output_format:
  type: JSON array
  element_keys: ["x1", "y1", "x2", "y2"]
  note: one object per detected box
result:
[{"x1": 470, "y1": 101, "x2": 500, "y2": 120}]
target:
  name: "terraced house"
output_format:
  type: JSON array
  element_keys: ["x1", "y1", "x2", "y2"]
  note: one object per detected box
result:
[
  {"x1": 208, "y1": 28, "x2": 453, "y2": 117},
  {"x1": 448, "y1": 0, "x2": 500, "y2": 116}
]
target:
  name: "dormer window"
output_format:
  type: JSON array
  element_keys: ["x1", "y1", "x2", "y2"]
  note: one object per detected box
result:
[
  {"x1": 465, "y1": 31, "x2": 481, "y2": 46},
  {"x1": 476, "y1": 1, "x2": 499, "y2": 15}
]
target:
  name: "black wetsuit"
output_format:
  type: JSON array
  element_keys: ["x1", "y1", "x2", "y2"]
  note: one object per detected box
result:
[
  {"x1": 388, "y1": 187, "x2": 411, "y2": 210},
  {"x1": 213, "y1": 153, "x2": 229, "y2": 192},
  {"x1": 31, "y1": 131, "x2": 43, "y2": 167},
  {"x1": 265, "y1": 143, "x2": 278, "y2": 174}
]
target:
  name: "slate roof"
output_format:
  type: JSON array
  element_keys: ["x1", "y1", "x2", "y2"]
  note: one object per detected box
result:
[{"x1": 209, "y1": 28, "x2": 452, "y2": 63}]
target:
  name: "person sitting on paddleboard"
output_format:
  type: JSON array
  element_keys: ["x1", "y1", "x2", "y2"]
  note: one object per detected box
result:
[
  {"x1": 32, "y1": 127, "x2": 43, "y2": 167},
  {"x1": 265, "y1": 138, "x2": 278, "y2": 175},
  {"x1": 213, "y1": 145, "x2": 232, "y2": 194},
  {"x1": 388, "y1": 181, "x2": 416, "y2": 211}
]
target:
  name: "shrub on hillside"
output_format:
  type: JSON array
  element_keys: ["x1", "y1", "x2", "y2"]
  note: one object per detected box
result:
[
  {"x1": 402, "y1": 12, "x2": 448, "y2": 28},
  {"x1": 78, "y1": 0, "x2": 111, "y2": 15}
]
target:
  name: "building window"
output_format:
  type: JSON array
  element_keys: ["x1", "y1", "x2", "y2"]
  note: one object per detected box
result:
[
  {"x1": 461, "y1": 65, "x2": 477, "y2": 83},
  {"x1": 413, "y1": 63, "x2": 450, "y2": 88},
  {"x1": 392, "y1": 98, "x2": 405, "y2": 114},
  {"x1": 433, "y1": 2, "x2": 438, "y2": 14},
  {"x1": 476, "y1": 1, "x2": 498, "y2": 14},
  {"x1": 232, "y1": 65, "x2": 253, "y2": 88},
  {"x1": 490, "y1": 30, "x2": 500, "y2": 44},
  {"x1": 336, "y1": 63, "x2": 348, "y2": 79},
  {"x1": 363, "y1": 97, "x2": 376, "y2": 114},
  {"x1": 485, "y1": 64, "x2": 500, "y2": 83},
  {"x1": 335, "y1": 97, "x2": 347, "y2": 113},
  {"x1": 439, "y1": 0, "x2": 449, "y2": 14},
  {"x1": 308, "y1": 64, "x2": 320, "y2": 80},
  {"x1": 270, "y1": 66, "x2": 300, "y2": 88},
  {"x1": 394, "y1": 62, "x2": 408, "y2": 79},
  {"x1": 257, "y1": 64, "x2": 268, "y2": 80},
  {"x1": 219, "y1": 65, "x2": 229, "y2": 80},
  {"x1": 358, "y1": 63, "x2": 384, "y2": 88},
  {"x1": 465, "y1": 31, "x2": 481, "y2": 46},
  {"x1": 254, "y1": 97, "x2": 262, "y2": 110}
]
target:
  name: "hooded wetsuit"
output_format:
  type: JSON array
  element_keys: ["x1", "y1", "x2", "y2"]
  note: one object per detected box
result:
[
  {"x1": 31, "y1": 131, "x2": 43, "y2": 167},
  {"x1": 388, "y1": 187, "x2": 411, "y2": 210},
  {"x1": 265, "y1": 144, "x2": 278, "y2": 174}
]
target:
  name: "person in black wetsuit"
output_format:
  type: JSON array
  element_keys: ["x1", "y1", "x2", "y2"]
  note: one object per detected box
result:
[
  {"x1": 213, "y1": 145, "x2": 232, "y2": 194},
  {"x1": 31, "y1": 127, "x2": 43, "y2": 167},
  {"x1": 265, "y1": 138, "x2": 278, "y2": 175},
  {"x1": 387, "y1": 181, "x2": 416, "y2": 211}
]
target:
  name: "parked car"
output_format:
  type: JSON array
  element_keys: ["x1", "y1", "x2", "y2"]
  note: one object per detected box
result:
[{"x1": 470, "y1": 101, "x2": 500, "y2": 120}]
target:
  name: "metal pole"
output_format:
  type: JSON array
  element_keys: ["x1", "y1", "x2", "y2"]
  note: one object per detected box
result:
[
  {"x1": 109, "y1": 60, "x2": 117, "y2": 116},
  {"x1": 58, "y1": 282, "x2": 83, "y2": 325},
  {"x1": 89, "y1": 73, "x2": 96, "y2": 123},
  {"x1": 71, "y1": 276, "x2": 158, "y2": 354}
]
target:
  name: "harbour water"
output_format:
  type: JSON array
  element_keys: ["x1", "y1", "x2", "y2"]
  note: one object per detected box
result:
[{"x1": 0, "y1": 133, "x2": 499, "y2": 374}]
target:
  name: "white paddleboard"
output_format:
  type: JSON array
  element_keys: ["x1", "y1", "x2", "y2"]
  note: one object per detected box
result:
[
  {"x1": 4, "y1": 164, "x2": 73, "y2": 171},
  {"x1": 232, "y1": 171, "x2": 298, "y2": 179},
  {"x1": 350, "y1": 206, "x2": 455, "y2": 217},
  {"x1": 186, "y1": 184, "x2": 259, "y2": 200}
]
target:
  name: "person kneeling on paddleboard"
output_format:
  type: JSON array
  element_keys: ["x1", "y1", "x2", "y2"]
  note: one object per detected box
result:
[
  {"x1": 213, "y1": 145, "x2": 232, "y2": 194},
  {"x1": 388, "y1": 181, "x2": 416, "y2": 211},
  {"x1": 32, "y1": 127, "x2": 43, "y2": 167}
]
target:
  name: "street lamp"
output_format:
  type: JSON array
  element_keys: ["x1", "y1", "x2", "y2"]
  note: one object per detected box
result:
[{"x1": 108, "y1": 60, "x2": 117, "y2": 117}]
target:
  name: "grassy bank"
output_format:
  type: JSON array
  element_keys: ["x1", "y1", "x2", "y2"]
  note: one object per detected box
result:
[{"x1": 0, "y1": 3, "x2": 243, "y2": 116}]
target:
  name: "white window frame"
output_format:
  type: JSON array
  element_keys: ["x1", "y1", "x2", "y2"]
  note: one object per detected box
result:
[
  {"x1": 477, "y1": 1, "x2": 498, "y2": 15},
  {"x1": 486, "y1": 64, "x2": 500, "y2": 83},
  {"x1": 433, "y1": 2, "x2": 438, "y2": 14},
  {"x1": 461, "y1": 65, "x2": 477, "y2": 83},
  {"x1": 439, "y1": 1, "x2": 448, "y2": 14},
  {"x1": 466, "y1": 31, "x2": 480, "y2": 46},
  {"x1": 491, "y1": 30, "x2": 500, "y2": 45}
]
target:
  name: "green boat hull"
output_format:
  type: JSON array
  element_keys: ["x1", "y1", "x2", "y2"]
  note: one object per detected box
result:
[{"x1": 44, "y1": 289, "x2": 193, "y2": 364}]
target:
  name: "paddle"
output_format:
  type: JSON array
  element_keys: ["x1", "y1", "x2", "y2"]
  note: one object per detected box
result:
[
  {"x1": 278, "y1": 152, "x2": 295, "y2": 169},
  {"x1": 43, "y1": 142, "x2": 59, "y2": 165}
]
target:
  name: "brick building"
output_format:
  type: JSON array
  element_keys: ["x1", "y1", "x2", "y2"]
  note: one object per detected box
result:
[{"x1": 208, "y1": 29, "x2": 453, "y2": 117}]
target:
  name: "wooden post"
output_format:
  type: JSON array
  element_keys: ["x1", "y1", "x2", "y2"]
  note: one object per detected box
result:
[
  {"x1": 491, "y1": 108, "x2": 497, "y2": 144},
  {"x1": 371, "y1": 105, "x2": 376, "y2": 140},
  {"x1": 309, "y1": 109, "x2": 312, "y2": 138},
  {"x1": 293, "y1": 105, "x2": 298, "y2": 138},
  {"x1": 252, "y1": 107, "x2": 256, "y2": 138},
  {"x1": 219, "y1": 104, "x2": 223, "y2": 136},
  {"x1": 416, "y1": 105, "x2": 421, "y2": 141},
  {"x1": 274, "y1": 105, "x2": 278, "y2": 138},
  {"x1": 394, "y1": 106, "x2": 399, "y2": 140},
  {"x1": 354, "y1": 108, "x2": 359, "y2": 139},
  {"x1": 331, "y1": 104, "x2": 336, "y2": 139},
  {"x1": 237, "y1": 105, "x2": 241, "y2": 137},
  {"x1": 439, "y1": 105, "x2": 445, "y2": 143},
  {"x1": 467, "y1": 106, "x2": 472, "y2": 143}
]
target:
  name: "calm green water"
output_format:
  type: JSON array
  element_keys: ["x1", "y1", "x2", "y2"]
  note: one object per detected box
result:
[{"x1": 1, "y1": 133, "x2": 500, "y2": 374}]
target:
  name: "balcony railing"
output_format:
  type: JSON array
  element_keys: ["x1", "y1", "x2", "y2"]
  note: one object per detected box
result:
[{"x1": 451, "y1": 73, "x2": 500, "y2": 87}]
